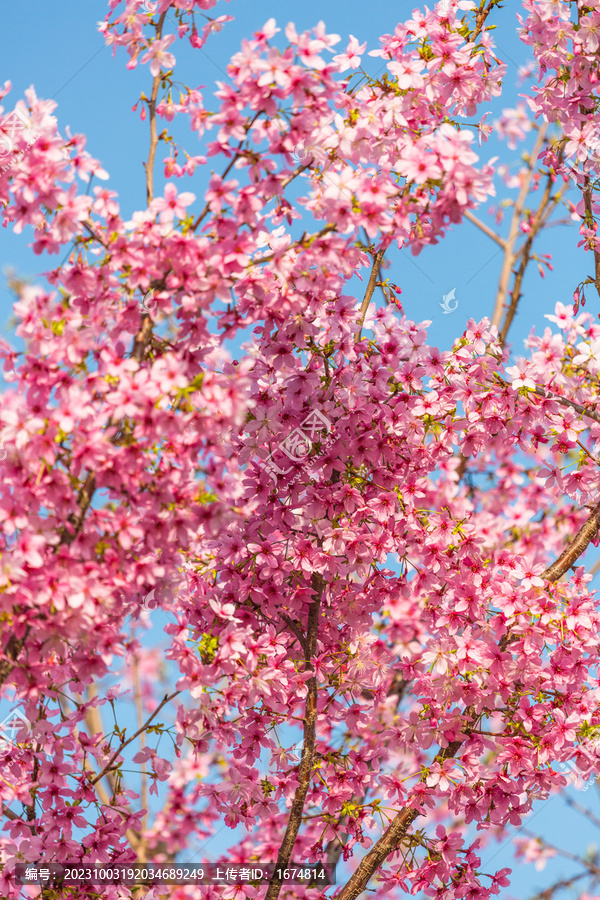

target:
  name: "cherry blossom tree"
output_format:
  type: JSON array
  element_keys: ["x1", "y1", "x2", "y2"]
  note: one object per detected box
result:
[{"x1": 3, "y1": 1, "x2": 600, "y2": 899}]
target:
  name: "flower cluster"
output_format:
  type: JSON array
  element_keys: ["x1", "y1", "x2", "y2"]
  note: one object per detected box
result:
[{"x1": 0, "y1": 2, "x2": 599, "y2": 900}]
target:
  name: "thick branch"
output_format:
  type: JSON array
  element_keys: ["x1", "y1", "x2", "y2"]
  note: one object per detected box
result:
[
  {"x1": 540, "y1": 499, "x2": 600, "y2": 582},
  {"x1": 265, "y1": 573, "x2": 323, "y2": 900},
  {"x1": 334, "y1": 719, "x2": 475, "y2": 900}
]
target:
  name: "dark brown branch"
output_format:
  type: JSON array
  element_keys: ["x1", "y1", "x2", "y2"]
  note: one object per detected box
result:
[
  {"x1": 470, "y1": 0, "x2": 501, "y2": 41},
  {"x1": 540, "y1": 499, "x2": 600, "y2": 583},
  {"x1": 2, "y1": 806, "x2": 35, "y2": 832},
  {"x1": 0, "y1": 631, "x2": 28, "y2": 687},
  {"x1": 132, "y1": 312, "x2": 154, "y2": 363},
  {"x1": 493, "y1": 373, "x2": 600, "y2": 427},
  {"x1": 533, "y1": 386, "x2": 600, "y2": 426},
  {"x1": 58, "y1": 471, "x2": 96, "y2": 547},
  {"x1": 334, "y1": 716, "x2": 475, "y2": 900},
  {"x1": 265, "y1": 573, "x2": 323, "y2": 900},
  {"x1": 279, "y1": 613, "x2": 309, "y2": 656}
]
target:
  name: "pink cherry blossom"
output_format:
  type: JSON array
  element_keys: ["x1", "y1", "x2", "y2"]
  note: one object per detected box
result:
[
  {"x1": 1, "y1": 4, "x2": 600, "y2": 900},
  {"x1": 140, "y1": 34, "x2": 176, "y2": 77}
]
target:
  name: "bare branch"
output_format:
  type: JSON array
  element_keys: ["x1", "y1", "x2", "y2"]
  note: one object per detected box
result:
[
  {"x1": 499, "y1": 171, "x2": 563, "y2": 345},
  {"x1": 492, "y1": 124, "x2": 548, "y2": 331},
  {"x1": 144, "y1": 12, "x2": 168, "y2": 205},
  {"x1": 463, "y1": 210, "x2": 507, "y2": 249}
]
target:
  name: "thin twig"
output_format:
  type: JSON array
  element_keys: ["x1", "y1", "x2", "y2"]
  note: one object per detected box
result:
[
  {"x1": 144, "y1": 12, "x2": 167, "y2": 205},
  {"x1": 492, "y1": 125, "x2": 548, "y2": 331},
  {"x1": 499, "y1": 170, "x2": 562, "y2": 345},
  {"x1": 91, "y1": 691, "x2": 180, "y2": 786},
  {"x1": 356, "y1": 249, "x2": 385, "y2": 343},
  {"x1": 564, "y1": 793, "x2": 600, "y2": 830},
  {"x1": 132, "y1": 650, "x2": 149, "y2": 839}
]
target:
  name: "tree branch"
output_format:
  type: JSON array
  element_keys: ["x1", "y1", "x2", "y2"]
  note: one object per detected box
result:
[
  {"x1": 356, "y1": 249, "x2": 386, "y2": 343},
  {"x1": 333, "y1": 715, "x2": 476, "y2": 900},
  {"x1": 0, "y1": 631, "x2": 29, "y2": 688},
  {"x1": 470, "y1": 0, "x2": 501, "y2": 41},
  {"x1": 265, "y1": 573, "x2": 323, "y2": 900},
  {"x1": 491, "y1": 124, "x2": 548, "y2": 332},
  {"x1": 463, "y1": 210, "x2": 506, "y2": 249},
  {"x1": 144, "y1": 12, "x2": 167, "y2": 206},
  {"x1": 540, "y1": 499, "x2": 600, "y2": 583},
  {"x1": 91, "y1": 691, "x2": 180, "y2": 786},
  {"x1": 132, "y1": 650, "x2": 149, "y2": 838},
  {"x1": 499, "y1": 170, "x2": 562, "y2": 345},
  {"x1": 335, "y1": 494, "x2": 600, "y2": 899}
]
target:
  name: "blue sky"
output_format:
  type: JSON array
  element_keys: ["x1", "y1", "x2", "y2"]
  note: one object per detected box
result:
[{"x1": 1, "y1": 2, "x2": 599, "y2": 898}]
